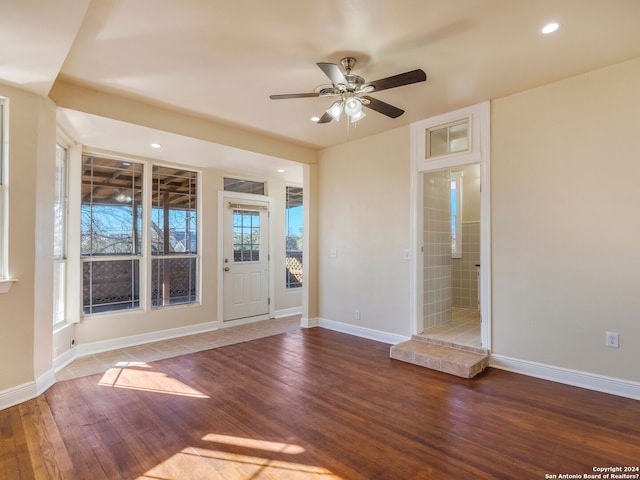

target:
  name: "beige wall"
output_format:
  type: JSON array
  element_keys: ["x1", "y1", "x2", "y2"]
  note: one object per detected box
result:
[
  {"x1": 0, "y1": 84, "x2": 56, "y2": 391},
  {"x1": 318, "y1": 127, "x2": 411, "y2": 336},
  {"x1": 491, "y1": 57, "x2": 640, "y2": 381}
]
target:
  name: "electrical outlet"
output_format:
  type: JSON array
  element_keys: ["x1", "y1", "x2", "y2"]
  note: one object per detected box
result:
[
  {"x1": 355, "y1": 309, "x2": 361, "y2": 320},
  {"x1": 70, "y1": 338, "x2": 76, "y2": 348},
  {"x1": 606, "y1": 332, "x2": 619, "y2": 348}
]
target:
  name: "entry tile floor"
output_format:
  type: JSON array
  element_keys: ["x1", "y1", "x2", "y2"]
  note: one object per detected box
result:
[
  {"x1": 56, "y1": 316, "x2": 301, "y2": 381},
  {"x1": 419, "y1": 307, "x2": 482, "y2": 348}
]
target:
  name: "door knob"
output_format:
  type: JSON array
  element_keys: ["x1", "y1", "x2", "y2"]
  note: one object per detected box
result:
[{"x1": 224, "y1": 267, "x2": 230, "y2": 272}]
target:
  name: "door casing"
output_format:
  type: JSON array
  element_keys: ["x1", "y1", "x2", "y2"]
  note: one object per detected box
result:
[
  {"x1": 217, "y1": 191, "x2": 275, "y2": 328},
  {"x1": 410, "y1": 102, "x2": 491, "y2": 349}
]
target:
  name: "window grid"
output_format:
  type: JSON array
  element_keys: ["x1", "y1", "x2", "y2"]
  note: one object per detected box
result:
[
  {"x1": 285, "y1": 186, "x2": 303, "y2": 289},
  {"x1": 81, "y1": 155, "x2": 143, "y2": 314},
  {"x1": 53, "y1": 144, "x2": 68, "y2": 325},
  {"x1": 151, "y1": 166, "x2": 198, "y2": 307},
  {"x1": 224, "y1": 177, "x2": 265, "y2": 195},
  {"x1": 233, "y1": 210, "x2": 261, "y2": 262}
]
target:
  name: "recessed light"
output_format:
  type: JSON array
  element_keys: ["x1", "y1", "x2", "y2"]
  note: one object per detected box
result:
[
  {"x1": 277, "y1": 169, "x2": 285, "y2": 173},
  {"x1": 310, "y1": 116, "x2": 320, "y2": 122},
  {"x1": 150, "y1": 143, "x2": 161, "y2": 148},
  {"x1": 541, "y1": 22, "x2": 560, "y2": 34}
]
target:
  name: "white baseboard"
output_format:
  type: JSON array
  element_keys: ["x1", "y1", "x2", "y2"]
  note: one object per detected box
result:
[
  {"x1": 53, "y1": 346, "x2": 78, "y2": 373},
  {"x1": 0, "y1": 381, "x2": 37, "y2": 411},
  {"x1": 317, "y1": 317, "x2": 411, "y2": 345},
  {"x1": 0, "y1": 369, "x2": 56, "y2": 411},
  {"x1": 35, "y1": 370, "x2": 56, "y2": 396},
  {"x1": 490, "y1": 354, "x2": 640, "y2": 401},
  {"x1": 77, "y1": 320, "x2": 220, "y2": 357},
  {"x1": 274, "y1": 307, "x2": 302, "y2": 318},
  {"x1": 300, "y1": 317, "x2": 319, "y2": 328}
]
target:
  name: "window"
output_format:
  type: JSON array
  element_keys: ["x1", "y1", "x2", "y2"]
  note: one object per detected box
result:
[
  {"x1": 426, "y1": 118, "x2": 469, "y2": 159},
  {"x1": 0, "y1": 98, "x2": 6, "y2": 281},
  {"x1": 81, "y1": 156, "x2": 143, "y2": 314},
  {"x1": 224, "y1": 177, "x2": 265, "y2": 195},
  {"x1": 285, "y1": 186, "x2": 303, "y2": 289},
  {"x1": 53, "y1": 144, "x2": 68, "y2": 325},
  {"x1": 450, "y1": 171, "x2": 462, "y2": 258},
  {"x1": 233, "y1": 209, "x2": 261, "y2": 262},
  {"x1": 151, "y1": 166, "x2": 198, "y2": 307}
]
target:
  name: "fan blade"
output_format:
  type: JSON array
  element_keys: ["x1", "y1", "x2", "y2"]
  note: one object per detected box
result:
[
  {"x1": 270, "y1": 93, "x2": 320, "y2": 100},
  {"x1": 361, "y1": 96, "x2": 405, "y2": 118},
  {"x1": 316, "y1": 111, "x2": 333, "y2": 124},
  {"x1": 364, "y1": 69, "x2": 426, "y2": 92},
  {"x1": 317, "y1": 62, "x2": 348, "y2": 87}
]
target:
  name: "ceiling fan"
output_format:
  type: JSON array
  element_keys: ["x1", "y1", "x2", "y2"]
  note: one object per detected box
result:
[{"x1": 269, "y1": 57, "x2": 427, "y2": 124}]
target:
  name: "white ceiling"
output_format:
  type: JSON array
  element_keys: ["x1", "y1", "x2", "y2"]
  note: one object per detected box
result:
[{"x1": 2, "y1": 0, "x2": 640, "y2": 179}]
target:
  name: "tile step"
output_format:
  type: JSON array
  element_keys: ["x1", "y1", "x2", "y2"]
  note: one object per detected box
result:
[{"x1": 390, "y1": 339, "x2": 489, "y2": 379}]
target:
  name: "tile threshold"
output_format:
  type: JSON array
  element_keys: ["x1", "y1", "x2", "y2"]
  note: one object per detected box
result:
[{"x1": 56, "y1": 316, "x2": 301, "y2": 381}]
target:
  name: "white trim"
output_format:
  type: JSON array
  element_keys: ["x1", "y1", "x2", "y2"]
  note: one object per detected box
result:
[
  {"x1": 490, "y1": 354, "x2": 640, "y2": 401},
  {"x1": 479, "y1": 102, "x2": 492, "y2": 349},
  {"x1": 274, "y1": 306, "x2": 302, "y2": 318},
  {"x1": 0, "y1": 278, "x2": 16, "y2": 294},
  {"x1": 0, "y1": 370, "x2": 57, "y2": 412},
  {"x1": 220, "y1": 314, "x2": 271, "y2": 329},
  {"x1": 35, "y1": 370, "x2": 56, "y2": 396},
  {"x1": 300, "y1": 317, "x2": 319, "y2": 328},
  {"x1": 317, "y1": 318, "x2": 411, "y2": 345},
  {"x1": 217, "y1": 191, "x2": 275, "y2": 326},
  {"x1": 77, "y1": 320, "x2": 218, "y2": 357},
  {"x1": 0, "y1": 381, "x2": 36, "y2": 411},
  {"x1": 53, "y1": 346, "x2": 78, "y2": 373}
]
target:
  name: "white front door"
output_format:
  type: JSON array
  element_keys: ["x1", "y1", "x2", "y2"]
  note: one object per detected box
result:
[{"x1": 222, "y1": 198, "x2": 270, "y2": 322}]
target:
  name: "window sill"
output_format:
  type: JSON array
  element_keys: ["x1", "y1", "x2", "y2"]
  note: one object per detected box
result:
[{"x1": 0, "y1": 279, "x2": 17, "y2": 294}]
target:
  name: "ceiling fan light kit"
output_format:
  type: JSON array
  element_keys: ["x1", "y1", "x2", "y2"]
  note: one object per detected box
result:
[
  {"x1": 269, "y1": 57, "x2": 427, "y2": 125},
  {"x1": 327, "y1": 101, "x2": 343, "y2": 122}
]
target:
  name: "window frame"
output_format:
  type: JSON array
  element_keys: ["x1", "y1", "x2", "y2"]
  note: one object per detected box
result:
[
  {"x1": 224, "y1": 176, "x2": 266, "y2": 195},
  {"x1": 285, "y1": 185, "x2": 303, "y2": 290},
  {"x1": 0, "y1": 97, "x2": 7, "y2": 285},
  {"x1": 425, "y1": 118, "x2": 471, "y2": 160},
  {"x1": 80, "y1": 155, "x2": 144, "y2": 316},
  {"x1": 150, "y1": 165, "x2": 199, "y2": 308},
  {"x1": 450, "y1": 171, "x2": 463, "y2": 259},
  {"x1": 53, "y1": 143, "x2": 69, "y2": 326}
]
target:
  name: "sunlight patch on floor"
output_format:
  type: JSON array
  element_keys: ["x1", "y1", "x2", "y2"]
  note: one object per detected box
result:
[
  {"x1": 98, "y1": 365, "x2": 209, "y2": 398},
  {"x1": 135, "y1": 434, "x2": 341, "y2": 479},
  {"x1": 138, "y1": 447, "x2": 342, "y2": 479},
  {"x1": 202, "y1": 433, "x2": 305, "y2": 454}
]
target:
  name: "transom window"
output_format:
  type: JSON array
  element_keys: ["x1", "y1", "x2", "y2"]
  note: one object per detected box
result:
[
  {"x1": 224, "y1": 177, "x2": 265, "y2": 195},
  {"x1": 426, "y1": 118, "x2": 470, "y2": 159}
]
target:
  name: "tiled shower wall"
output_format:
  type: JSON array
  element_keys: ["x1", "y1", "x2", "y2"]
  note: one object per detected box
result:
[
  {"x1": 423, "y1": 170, "x2": 452, "y2": 330},
  {"x1": 452, "y1": 221, "x2": 480, "y2": 309}
]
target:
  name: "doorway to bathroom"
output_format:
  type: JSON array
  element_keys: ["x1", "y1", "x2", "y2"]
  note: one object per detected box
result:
[
  {"x1": 410, "y1": 101, "x2": 491, "y2": 350},
  {"x1": 420, "y1": 165, "x2": 481, "y2": 349}
]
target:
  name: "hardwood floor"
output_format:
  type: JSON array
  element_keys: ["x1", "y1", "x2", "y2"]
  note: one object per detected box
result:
[{"x1": 2, "y1": 328, "x2": 639, "y2": 479}]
